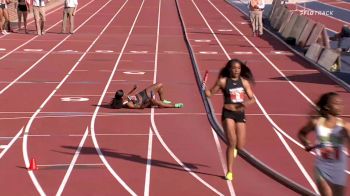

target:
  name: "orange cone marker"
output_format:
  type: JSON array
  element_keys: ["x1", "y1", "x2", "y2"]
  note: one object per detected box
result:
[{"x1": 28, "y1": 158, "x2": 38, "y2": 170}]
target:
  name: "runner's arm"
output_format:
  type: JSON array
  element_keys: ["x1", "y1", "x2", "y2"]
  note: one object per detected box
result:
[
  {"x1": 205, "y1": 77, "x2": 224, "y2": 97},
  {"x1": 298, "y1": 118, "x2": 317, "y2": 151}
]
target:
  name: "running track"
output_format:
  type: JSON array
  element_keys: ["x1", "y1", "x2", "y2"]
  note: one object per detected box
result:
[{"x1": 0, "y1": 0, "x2": 349, "y2": 195}]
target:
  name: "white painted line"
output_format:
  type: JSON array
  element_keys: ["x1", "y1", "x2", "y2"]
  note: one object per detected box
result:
[
  {"x1": 0, "y1": 127, "x2": 23, "y2": 159},
  {"x1": 61, "y1": 97, "x2": 89, "y2": 102},
  {"x1": 0, "y1": 48, "x2": 6, "y2": 51},
  {"x1": 38, "y1": 163, "x2": 104, "y2": 167},
  {"x1": 144, "y1": 127, "x2": 153, "y2": 196},
  {"x1": 96, "y1": 50, "x2": 114, "y2": 53},
  {"x1": 199, "y1": 51, "x2": 218, "y2": 54},
  {"x1": 122, "y1": 71, "x2": 147, "y2": 74},
  {"x1": 129, "y1": 50, "x2": 148, "y2": 54},
  {"x1": 233, "y1": 51, "x2": 252, "y2": 54},
  {"x1": 211, "y1": 129, "x2": 236, "y2": 196},
  {"x1": 22, "y1": 1, "x2": 126, "y2": 195},
  {"x1": 194, "y1": 39, "x2": 211, "y2": 42},
  {"x1": 274, "y1": 128, "x2": 319, "y2": 194},
  {"x1": 23, "y1": 49, "x2": 43, "y2": 52},
  {"x1": 0, "y1": 145, "x2": 7, "y2": 149},
  {"x1": 74, "y1": 70, "x2": 89, "y2": 72},
  {"x1": 123, "y1": 71, "x2": 146, "y2": 75},
  {"x1": 89, "y1": 0, "x2": 143, "y2": 195},
  {"x1": 57, "y1": 127, "x2": 89, "y2": 195},
  {"x1": 218, "y1": 29, "x2": 232, "y2": 32},
  {"x1": 280, "y1": 69, "x2": 318, "y2": 72},
  {"x1": 69, "y1": 133, "x2": 152, "y2": 137},
  {"x1": 58, "y1": 50, "x2": 79, "y2": 53}
]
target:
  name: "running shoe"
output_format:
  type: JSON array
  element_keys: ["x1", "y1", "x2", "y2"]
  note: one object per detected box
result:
[
  {"x1": 162, "y1": 99, "x2": 172, "y2": 104},
  {"x1": 225, "y1": 172, "x2": 233, "y2": 181},
  {"x1": 175, "y1": 103, "x2": 184, "y2": 108}
]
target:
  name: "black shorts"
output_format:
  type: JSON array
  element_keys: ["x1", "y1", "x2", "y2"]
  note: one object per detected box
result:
[
  {"x1": 0, "y1": 4, "x2": 5, "y2": 9},
  {"x1": 221, "y1": 108, "x2": 246, "y2": 123},
  {"x1": 18, "y1": 4, "x2": 28, "y2": 12}
]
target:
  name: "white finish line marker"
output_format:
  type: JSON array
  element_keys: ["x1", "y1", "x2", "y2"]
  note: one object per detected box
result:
[
  {"x1": 96, "y1": 50, "x2": 114, "y2": 53},
  {"x1": 123, "y1": 71, "x2": 145, "y2": 75},
  {"x1": 24, "y1": 49, "x2": 43, "y2": 52},
  {"x1": 194, "y1": 39, "x2": 211, "y2": 43},
  {"x1": 130, "y1": 51, "x2": 148, "y2": 54},
  {"x1": 0, "y1": 48, "x2": 6, "y2": 51},
  {"x1": 233, "y1": 51, "x2": 253, "y2": 55},
  {"x1": 199, "y1": 51, "x2": 218, "y2": 54},
  {"x1": 218, "y1": 29, "x2": 232, "y2": 32},
  {"x1": 61, "y1": 97, "x2": 89, "y2": 102}
]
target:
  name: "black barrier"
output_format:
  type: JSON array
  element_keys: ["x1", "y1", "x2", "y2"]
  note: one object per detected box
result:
[{"x1": 174, "y1": 0, "x2": 317, "y2": 195}]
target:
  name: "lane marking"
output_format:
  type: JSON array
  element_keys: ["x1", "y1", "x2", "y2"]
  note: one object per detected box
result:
[
  {"x1": 0, "y1": 145, "x2": 7, "y2": 149},
  {"x1": 274, "y1": 128, "x2": 319, "y2": 192},
  {"x1": 272, "y1": 51, "x2": 294, "y2": 55},
  {"x1": 96, "y1": 50, "x2": 114, "y2": 53},
  {"x1": 217, "y1": 29, "x2": 232, "y2": 32},
  {"x1": 57, "y1": 127, "x2": 89, "y2": 195},
  {"x1": 129, "y1": 50, "x2": 148, "y2": 54},
  {"x1": 194, "y1": 39, "x2": 211, "y2": 42},
  {"x1": 23, "y1": 49, "x2": 43, "y2": 52},
  {"x1": 22, "y1": 1, "x2": 126, "y2": 195},
  {"x1": 144, "y1": 127, "x2": 153, "y2": 196},
  {"x1": 38, "y1": 163, "x2": 104, "y2": 167},
  {"x1": 0, "y1": 48, "x2": 6, "y2": 51},
  {"x1": 61, "y1": 97, "x2": 89, "y2": 102},
  {"x1": 239, "y1": 21, "x2": 249, "y2": 24},
  {"x1": 69, "y1": 133, "x2": 152, "y2": 137},
  {"x1": 0, "y1": 128, "x2": 23, "y2": 159},
  {"x1": 58, "y1": 49, "x2": 79, "y2": 53},
  {"x1": 233, "y1": 51, "x2": 252, "y2": 54},
  {"x1": 123, "y1": 71, "x2": 146, "y2": 75},
  {"x1": 199, "y1": 51, "x2": 218, "y2": 54}
]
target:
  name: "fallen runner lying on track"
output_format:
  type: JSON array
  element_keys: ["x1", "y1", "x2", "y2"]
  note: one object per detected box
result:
[{"x1": 111, "y1": 82, "x2": 184, "y2": 109}]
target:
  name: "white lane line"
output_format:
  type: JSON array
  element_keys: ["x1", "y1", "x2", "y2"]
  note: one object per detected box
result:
[
  {"x1": 38, "y1": 163, "x2": 104, "y2": 167},
  {"x1": 318, "y1": 0, "x2": 350, "y2": 12},
  {"x1": 144, "y1": 127, "x2": 153, "y2": 196},
  {"x1": 22, "y1": 1, "x2": 123, "y2": 195},
  {"x1": 0, "y1": 0, "x2": 97, "y2": 95},
  {"x1": 274, "y1": 128, "x2": 319, "y2": 193},
  {"x1": 194, "y1": 0, "x2": 319, "y2": 192},
  {"x1": 0, "y1": 145, "x2": 7, "y2": 149},
  {"x1": 0, "y1": 0, "x2": 94, "y2": 63},
  {"x1": 23, "y1": 49, "x2": 43, "y2": 52},
  {"x1": 211, "y1": 129, "x2": 236, "y2": 196},
  {"x1": 0, "y1": 127, "x2": 23, "y2": 159},
  {"x1": 56, "y1": 127, "x2": 89, "y2": 196},
  {"x1": 69, "y1": 133, "x2": 152, "y2": 137},
  {"x1": 89, "y1": 1, "x2": 145, "y2": 195},
  {"x1": 0, "y1": 48, "x2": 6, "y2": 51},
  {"x1": 150, "y1": 1, "x2": 223, "y2": 194}
]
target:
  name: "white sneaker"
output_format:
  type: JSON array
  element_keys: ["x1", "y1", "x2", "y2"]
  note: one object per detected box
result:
[{"x1": 3, "y1": 30, "x2": 9, "y2": 35}]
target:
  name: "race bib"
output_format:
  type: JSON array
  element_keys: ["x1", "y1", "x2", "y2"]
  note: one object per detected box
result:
[
  {"x1": 229, "y1": 87, "x2": 244, "y2": 103},
  {"x1": 318, "y1": 146, "x2": 340, "y2": 160}
]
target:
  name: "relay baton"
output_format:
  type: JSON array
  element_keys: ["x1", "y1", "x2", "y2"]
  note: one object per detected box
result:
[{"x1": 202, "y1": 70, "x2": 209, "y2": 90}]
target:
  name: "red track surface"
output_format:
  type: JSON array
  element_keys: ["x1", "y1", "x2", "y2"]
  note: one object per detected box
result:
[{"x1": 0, "y1": 0, "x2": 349, "y2": 195}]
